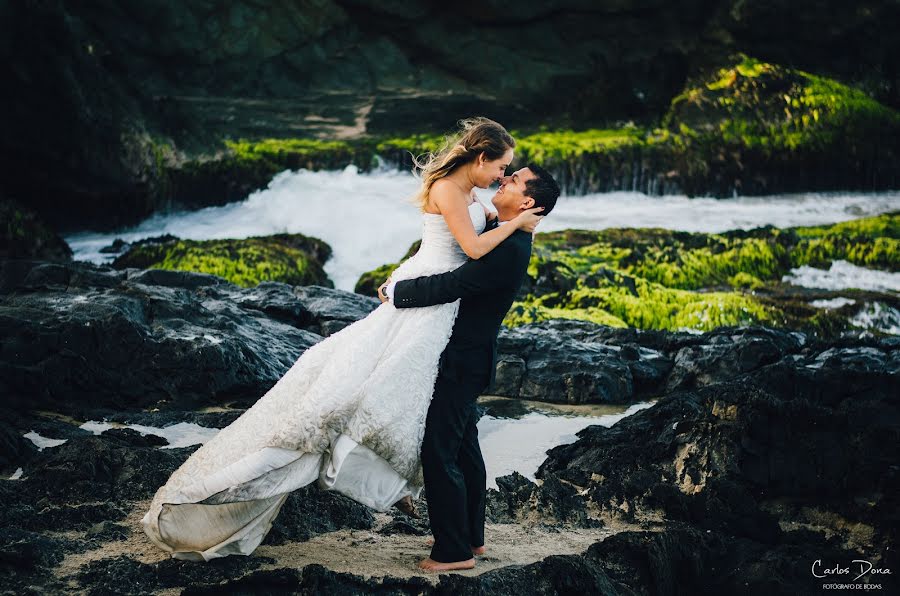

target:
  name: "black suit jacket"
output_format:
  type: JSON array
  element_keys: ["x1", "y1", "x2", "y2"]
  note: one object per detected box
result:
[{"x1": 392, "y1": 218, "x2": 533, "y2": 393}]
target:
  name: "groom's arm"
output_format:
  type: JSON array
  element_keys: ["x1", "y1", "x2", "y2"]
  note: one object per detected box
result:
[{"x1": 390, "y1": 240, "x2": 528, "y2": 308}]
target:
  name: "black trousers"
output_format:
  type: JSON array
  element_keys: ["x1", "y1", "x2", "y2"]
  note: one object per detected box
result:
[{"x1": 421, "y1": 372, "x2": 487, "y2": 563}]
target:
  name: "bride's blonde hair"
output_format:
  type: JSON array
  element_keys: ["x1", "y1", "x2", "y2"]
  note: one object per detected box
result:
[{"x1": 412, "y1": 117, "x2": 515, "y2": 211}]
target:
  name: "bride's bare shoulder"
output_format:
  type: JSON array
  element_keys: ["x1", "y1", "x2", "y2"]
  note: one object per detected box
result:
[{"x1": 429, "y1": 179, "x2": 469, "y2": 213}]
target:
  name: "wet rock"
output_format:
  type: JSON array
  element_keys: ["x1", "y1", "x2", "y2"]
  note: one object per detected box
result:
[
  {"x1": 263, "y1": 484, "x2": 376, "y2": 545},
  {"x1": 182, "y1": 564, "x2": 433, "y2": 596},
  {"x1": 485, "y1": 472, "x2": 600, "y2": 529},
  {"x1": 75, "y1": 554, "x2": 273, "y2": 595},
  {"x1": 0, "y1": 259, "x2": 323, "y2": 414},
  {"x1": 0, "y1": 527, "x2": 84, "y2": 592},
  {"x1": 100, "y1": 427, "x2": 169, "y2": 447},
  {"x1": 292, "y1": 285, "x2": 380, "y2": 336},
  {"x1": 535, "y1": 341, "x2": 898, "y2": 566},
  {"x1": 18, "y1": 433, "x2": 191, "y2": 506},
  {"x1": 378, "y1": 519, "x2": 427, "y2": 536},
  {"x1": 664, "y1": 326, "x2": 806, "y2": 392},
  {"x1": 0, "y1": 199, "x2": 73, "y2": 262},
  {"x1": 85, "y1": 521, "x2": 130, "y2": 543},
  {"x1": 98, "y1": 238, "x2": 132, "y2": 254},
  {"x1": 0, "y1": 418, "x2": 37, "y2": 471},
  {"x1": 495, "y1": 321, "x2": 673, "y2": 404}
]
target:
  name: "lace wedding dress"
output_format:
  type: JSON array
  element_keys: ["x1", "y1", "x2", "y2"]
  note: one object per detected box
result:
[{"x1": 141, "y1": 201, "x2": 486, "y2": 561}]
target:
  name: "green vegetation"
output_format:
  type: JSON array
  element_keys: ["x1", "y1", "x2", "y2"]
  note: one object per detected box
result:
[
  {"x1": 0, "y1": 199, "x2": 72, "y2": 261},
  {"x1": 169, "y1": 57, "x2": 899, "y2": 199},
  {"x1": 355, "y1": 212, "x2": 899, "y2": 335},
  {"x1": 112, "y1": 233, "x2": 333, "y2": 288},
  {"x1": 353, "y1": 240, "x2": 421, "y2": 295}
]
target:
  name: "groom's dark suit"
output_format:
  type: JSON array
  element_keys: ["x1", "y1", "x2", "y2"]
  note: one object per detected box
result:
[{"x1": 391, "y1": 218, "x2": 532, "y2": 563}]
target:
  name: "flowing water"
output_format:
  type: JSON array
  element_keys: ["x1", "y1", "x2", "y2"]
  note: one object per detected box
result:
[{"x1": 64, "y1": 167, "x2": 900, "y2": 292}]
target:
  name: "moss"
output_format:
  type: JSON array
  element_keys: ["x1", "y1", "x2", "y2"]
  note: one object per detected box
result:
[
  {"x1": 356, "y1": 213, "x2": 898, "y2": 336},
  {"x1": 112, "y1": 233, "x2": 333, "y2": 288},
  {"x1": 353, "y1": 240, "x2": 422, "y2": 295},
  {"x1": 0, "y1": 199, "x2": 73, "y2": 261}
]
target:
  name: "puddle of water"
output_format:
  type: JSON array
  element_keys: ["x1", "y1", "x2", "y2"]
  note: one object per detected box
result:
[
  {"x1": 23, "y1": 431, "x2": 68, "y2": 451},
  {"x1": 477, "y1": 396, "x2": 656, "y2": 489},
  {"x1": 18, "y1": 399, "x2": 653, "y2": 490},
  {"x1": 79, "y1": 420, "x2": 220, "y2": 449}
]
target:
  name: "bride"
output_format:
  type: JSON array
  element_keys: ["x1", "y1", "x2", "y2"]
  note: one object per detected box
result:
[{"x1": 141, "y1": 117, "x2": 543, "y2": 560}]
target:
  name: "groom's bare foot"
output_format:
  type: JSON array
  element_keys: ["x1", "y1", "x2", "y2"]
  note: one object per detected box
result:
[
  {"x1": 425, "y1": 537, "x2": 486, "y2": 555},
  {"x1": 417, "y1": 557, "x2": 475, "y2": 572}
]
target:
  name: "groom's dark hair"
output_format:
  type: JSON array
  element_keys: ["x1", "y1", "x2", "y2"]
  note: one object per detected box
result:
[{"x1": 524, "y1": 164, "x2": 561, "y2": 216}]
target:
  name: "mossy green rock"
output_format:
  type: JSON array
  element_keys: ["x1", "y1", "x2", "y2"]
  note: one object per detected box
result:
[
  {"x1": 356, "y1": 212, "x2": 899, "y2": 336},
  {"x1": 112, "y1": 233, "x2": 333, "y2": 288},
  {"x1": 1, "y1": 199, "x2": 73, "y2": 261},
  {"x1": 353, "y1": 240, "x2": 421, "y2": 295}
]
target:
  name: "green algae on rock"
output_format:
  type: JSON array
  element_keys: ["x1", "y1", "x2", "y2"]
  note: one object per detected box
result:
[
  {"x1": 353, "y1": 240, "x2": 422, "y2": 296},
  {"x1": 355, "y1": 213, "x2": 899, "y2": 336},
  {"x1": 0, "y1": 199, "x2": 73, "y2": 261},
  {"x1": 111, "y1": 233, "x2": 333, "y2": 288}
]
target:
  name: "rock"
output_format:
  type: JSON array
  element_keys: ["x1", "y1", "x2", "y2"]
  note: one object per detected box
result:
[
  {"x1": 485, "y1": 472, "x2": 600, "y2": 529},
  {"x1": 0, "y1": 199, "x2": 73, "y2": 262},
  {"x1": 377, "y1": 520, "x2": 427, "y2": 536},
  {"x1": 85, "y1": 521, "x2": 130, "y2": 543},
  {"x1": 112, "y1": 233, "x2": 334, "y2": 289},
  {"x1": 75, "y1": 554, "x2": 273, "y2": 595},
  {"x1": 534, "y1": 339, "x2": 898, "y2": 566},
  {"x1": 17, "y1": 433, "x2": 192, "y2": 506},
  {"x1": 98, "y1": 238, "x2": 132, "y2": 254},
  {"x1": 0, "y1": 527, "x2": 83, "y2": 592},
  {"x1": 495, "y1": 321, "x2": 672, "y2": 404},
  {"x1": 292, "y1": 285, "x2": 380, "y2": 336},
  {"x1": 0, "y1": 418, "x2": 37, "y2": 472},
  {"x1": 664, "y1": 325, "x2": 806, "y2": 392},
  {"x1": 263, "y1": 484, "x2": 376, "y2": 545},
  {"x1": 100, "y1": 428, "x2": 169, "y2": 447},
  {"x1": 0, "y1": 259, "x2": 323, "y2": 414}
]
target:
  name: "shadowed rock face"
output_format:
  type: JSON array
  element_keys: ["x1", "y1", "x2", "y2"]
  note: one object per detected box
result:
[
  {"x1": 0, "y1": 259, "x2": 324, "y2": 413},
  {"x1": 5, "y1": 0, "x2": 900, "y2": 231}
]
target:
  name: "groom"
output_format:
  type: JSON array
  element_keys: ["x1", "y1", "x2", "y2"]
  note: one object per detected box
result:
[{"x1": 378, "y1": 164, "x2": 560, "y2": 571}]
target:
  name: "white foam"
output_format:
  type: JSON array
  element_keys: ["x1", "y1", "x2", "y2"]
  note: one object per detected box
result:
[
  {"x1": 783, "y1": 260, "x2": 900, "y2": 293},
  {"x1": 63, "y1": 168, "x2": 900, "y2": 291},
  {"x1": 810, "y1": 297, "x2": 857, "y2": 309},
  {"x1": 9, "y1": 468, "x2": 23, "y2": 480},
  {"x1": 80, "y1": 420, "x2": 220, "y2": 449},
  {"x1": 23, "y1": 431, "x2": 68, "y2": 451},
  {"x1": 478, "y1": 401, "x2": 654, "y2": 489},
  {"x1": 850, "y1": 302, "x2": 900, "y2": 335}
]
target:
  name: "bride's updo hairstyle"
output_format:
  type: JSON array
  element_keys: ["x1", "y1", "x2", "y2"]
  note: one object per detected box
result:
[{"x1": 412, "y1": 117, "x2": 515, "y2": 211}]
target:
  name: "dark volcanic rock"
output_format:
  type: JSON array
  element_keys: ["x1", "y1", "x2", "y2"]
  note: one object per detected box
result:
[
  {"x1": 263, "y1": 484, "x2": 376, "y2": 545},
  {"x1": 291, "y1": 285, "x2": 380, "y2": 337},
  {"x1": 18, "y1": 433, "x2": 191, "y2": 506},
  {"x1": 0, "y1": 199, "x2": 73, "y2": 262},
  {"x1": 0, "y1": 259, "x2": 323, "y2": 413},
  {"x1": 75, "y1": 554, "x2": 274, "y2": 595},
  {"x1": 534, "y1": 340, "x2": 898, "y2": 573},
  {"x1": 0, "y1": 418, "x2": 37, "y2": 471}
]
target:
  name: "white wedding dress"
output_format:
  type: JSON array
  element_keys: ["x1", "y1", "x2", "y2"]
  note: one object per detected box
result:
[{"x1": 141, "y1": 201, "x2": 486, "y2": 560}]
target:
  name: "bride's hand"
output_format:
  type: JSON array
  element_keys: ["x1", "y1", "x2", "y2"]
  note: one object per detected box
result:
[{"x1": 514, "y1": 207, "x2": 544, "y2": 233}]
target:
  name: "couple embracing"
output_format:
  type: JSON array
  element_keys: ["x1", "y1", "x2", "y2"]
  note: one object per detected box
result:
[{"x1": 141, "y1": 117, "x2": 561, "y2": 572}]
